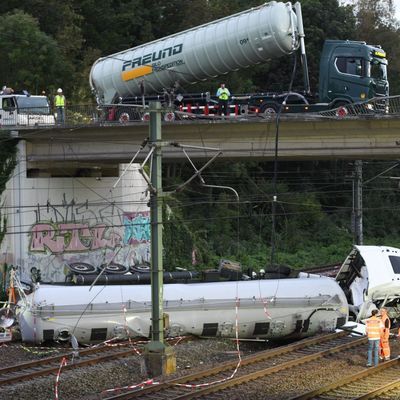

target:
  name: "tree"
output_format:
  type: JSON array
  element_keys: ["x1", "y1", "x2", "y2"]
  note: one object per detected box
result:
[
  {"x1": 354, "y1": 0, "x2": 400, "y2": 94},
  {"x1": 0, "y1": 136, "x2": 18, "y2": 246},
  {"x1": 0, "y1": 11, "x2": 72, "y2": 95}
]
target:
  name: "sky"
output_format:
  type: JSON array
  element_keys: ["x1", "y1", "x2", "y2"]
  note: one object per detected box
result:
[{"x1": 394, "y1": 0, "x2": 400, "y2": 20}]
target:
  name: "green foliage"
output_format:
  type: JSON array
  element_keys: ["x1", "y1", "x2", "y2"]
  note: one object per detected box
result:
[
  {"x1": 0, "y1": 0, "x2": 398, "y2": 98},
  {"x1": 0, "y1": 10, "x2": 72, "y2": 95},
  {"x1": 1, "y1": 0, "x2": 400, "y2": 272},
  {"x1": 354, "y1": 0, "x2": 400, "y2": 95},
  {"x1": 162, "y1": 159, "x2": 400, "y2": 271},
  {"x1": 0, "y1": 136, "x2": 18, "y2": 247}
]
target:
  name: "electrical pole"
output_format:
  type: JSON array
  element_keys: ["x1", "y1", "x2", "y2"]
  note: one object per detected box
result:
[{"x1": 144, "y1": 101, "x2": 176, "y2": 377}]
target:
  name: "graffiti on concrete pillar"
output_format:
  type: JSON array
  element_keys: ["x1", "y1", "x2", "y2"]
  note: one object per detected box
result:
[
  {"x1": 123, "y1": 211, "x2": 150, "y2": 244},
  {"x1": 23, "y1": 195, "x2": 150, "y2": 282},
  {"x1": 29, "y1": 223, "x2": 122, "y2": 253}
]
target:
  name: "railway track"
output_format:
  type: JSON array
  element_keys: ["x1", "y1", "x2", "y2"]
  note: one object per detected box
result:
[
  {"x1": 291, "y1": 357, "x2": 400, "y2": 399},
  {"x1": 104, "y1": 331, "x2": 367, "y2": 400},
  {"x1": 0, "y1": 336, "x2": 184, "y2": 387}
]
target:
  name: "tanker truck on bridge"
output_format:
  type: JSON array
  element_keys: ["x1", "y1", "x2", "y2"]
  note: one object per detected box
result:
[{"x1": 89, "y1": 1, "x2": 389, "y2": 121}]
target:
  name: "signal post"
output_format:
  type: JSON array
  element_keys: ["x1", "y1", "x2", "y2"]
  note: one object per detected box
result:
[{"x1": 143, "y1": 102, "x2": 176, "y2": 377}]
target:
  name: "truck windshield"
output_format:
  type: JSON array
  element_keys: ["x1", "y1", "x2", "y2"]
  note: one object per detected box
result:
[
  {"x1": 369, "y1": 59, "x2": 387, "y2": 81},
  {"x1": 15, "y1": 97, "x2": 50, "y2": 115}
]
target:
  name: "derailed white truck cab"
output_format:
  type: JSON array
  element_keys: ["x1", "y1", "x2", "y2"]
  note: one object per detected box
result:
[
  {"x1": 336, "y1": 245, "x2": 400, "y2": 321},
  {"x1": 0, "y1": 94, "x2": 55, "y2": 126}
]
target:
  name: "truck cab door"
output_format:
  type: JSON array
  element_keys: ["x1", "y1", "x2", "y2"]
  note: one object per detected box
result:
[
  {"x1": 328, "y1": 56, "x2": 366, "y2": 104},
  {"x1": 0, "y1": 97, "x2": 17, "y2": 125}
]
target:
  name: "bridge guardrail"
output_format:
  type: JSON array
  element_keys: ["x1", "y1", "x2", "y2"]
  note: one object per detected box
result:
[
  {"x1": 0, "y1": 103, "x2": 254, "y2": 129},
  {"x1": 1, "y1": 96, "x2": 399, "y2": 129},
  {"x1": 318, "y1": 95, "x2": 398, "y2": 119}
]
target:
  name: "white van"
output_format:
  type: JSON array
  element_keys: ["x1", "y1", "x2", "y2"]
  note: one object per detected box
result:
[{"x1": 0, "y1": 94, "x2": 55, "y2": 126}]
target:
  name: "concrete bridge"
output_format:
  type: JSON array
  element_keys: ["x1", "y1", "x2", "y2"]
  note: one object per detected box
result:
[{"x1": 7, "y1": 115, "x2": 400, "y2": 175}]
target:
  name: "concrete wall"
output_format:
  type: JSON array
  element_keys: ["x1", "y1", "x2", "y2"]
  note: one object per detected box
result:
[{"x1": 0, "y1": 142, "x2": 150, "y2": 283}]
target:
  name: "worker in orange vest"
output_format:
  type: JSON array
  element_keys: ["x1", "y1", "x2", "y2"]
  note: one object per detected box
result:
[
  {"x1": 379, "y1": 308, "x2": 391, "y2": 360},
  {"x1": 366, "y1": 309, "x2": 383, "y2": 367}
]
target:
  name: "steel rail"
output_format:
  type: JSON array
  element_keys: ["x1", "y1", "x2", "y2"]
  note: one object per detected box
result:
[
  {"x1": 0, "y1": 341, "x2": 133, "y2": 376},
  {"x1": 0, "y1": 346, "x2": 139, "y2": 386},
  {"x1": 170, "y1": 336, "x2": 367, "y2": 399},
  {"x1": 356, "y1": 374, "x2": 400, "y2": 399},
  {"x1": 104, "y1": 331, "x2": 362, "y2": 399},
  {"x1": 0, "y1": 336, "x2": 188, "y2": 387},
  {"x1": 290, "y1": 358, "x2": 400, "y2": 400}
]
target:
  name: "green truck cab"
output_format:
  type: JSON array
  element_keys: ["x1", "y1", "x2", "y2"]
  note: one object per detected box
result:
[
  {"x1": 318, "y1": 40, "x2": 388, "y2": 107},
  {"x1": 256, "y1": 39, "x2": 389, "y2": 115}
]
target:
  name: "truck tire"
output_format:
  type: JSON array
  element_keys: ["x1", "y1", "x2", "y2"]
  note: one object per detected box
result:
[
  {"x1": 333, "y1": 101, "x2": 355, "y2": 116},
  {"x1": 130, "y1": 263, "x2": 151, "y2": 273},
  {"x1": 100, "y1": 262, "x2": 129, "y2": 274},
  {"x1": 116, "y1": 107, "x2": 136, "y2": 123},
  {"x1": 260, "y1": 102, "x2": 279, "y2": 118},
  {"x1": 68, "y1": 262, "x2": 97, "y2": 275}
]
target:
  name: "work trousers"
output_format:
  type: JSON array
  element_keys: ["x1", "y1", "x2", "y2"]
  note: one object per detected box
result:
[
  {"x1": 57, "y1": 106, "x2": 65, "y2": 124},
  {"x1": 367, "y1": 339, "x2": 380, "y2": 366},
  {"x1": 380, "y1": 336, "x2": 390, "y2": 360},
  {"x1": 218, "y1": 99, "x2": 229, "y2": 116}
]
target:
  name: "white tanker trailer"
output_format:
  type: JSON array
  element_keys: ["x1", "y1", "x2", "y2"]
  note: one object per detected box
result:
[
  {"x1": 17, "y1": 244, "x2": 400, "y2": 345},
  {"x1": 18, "y1": 274, "x2": 348, "y2": 344},
  {"x1": 90, "y1": 1, "x2": 388, "y2": 120},
  {"x1": 89, "y1": 1, "x2": 301, "y2": 104}
]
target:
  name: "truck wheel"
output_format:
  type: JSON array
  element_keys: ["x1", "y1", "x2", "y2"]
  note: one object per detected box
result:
[
  {"x1": 333, "y1": 101, "x2": 354, "y2": 116},
  {"x1": 68, "y1": 262, "x2": 97, "y2": 275},
  {"x1": 100, "y1": 262, "x2": 129, "y2": 274},
  {"x1": 260, "y1": 102, "x2": 279, "y2": 118},
  {"x1": 116, "y1": 108, "x2": 135, "y2": 123}
]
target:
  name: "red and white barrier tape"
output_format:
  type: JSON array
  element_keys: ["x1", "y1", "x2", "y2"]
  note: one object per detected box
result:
[
  {"x1": 103, "y1": 378, "x2": 158, "y2": 394},
  {"x1": 260, "y1": 296, "x2": 272, "y2": 319},
  {"x1": 175, "y1": 296, "x2": 242, "y2": 389},
  {"x1": 54, "y1": 357, "x2": 67, "y2": 400}
]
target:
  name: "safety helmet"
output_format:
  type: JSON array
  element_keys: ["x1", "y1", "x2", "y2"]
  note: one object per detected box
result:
[{"x1": 57, "y1": 88, "x2": 63, "y2": 93}]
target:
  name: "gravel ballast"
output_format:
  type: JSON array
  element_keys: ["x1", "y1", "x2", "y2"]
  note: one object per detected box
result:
[{"x1": 1, "y1": 334, "x2": 400, "y2": 400}]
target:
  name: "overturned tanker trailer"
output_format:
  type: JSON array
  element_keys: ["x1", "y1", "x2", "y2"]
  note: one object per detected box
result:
[{"x1": 18, "y1": 274, "x2": 348, "y2": 344}]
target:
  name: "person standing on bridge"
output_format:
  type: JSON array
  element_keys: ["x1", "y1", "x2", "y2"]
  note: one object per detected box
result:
[
  {"x1": 55, "y1": 88, "x2": 66, "y2": 125},
  {"x1": 379, "y1": 308, "x2": 391, "y2": 361},
  {"x1": 216, "y1": 83, "x2": 230, "y2": 116},
  {"x1": 366, "y1": 309, "x2": 383, "y2": 367}
]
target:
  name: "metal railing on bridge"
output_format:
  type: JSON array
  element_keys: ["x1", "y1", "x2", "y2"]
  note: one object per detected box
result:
[
  {"x1": 319, "y1": 95, "x2": 400, "y2": 119},
  {"x1": 1, "y1": 96, "x2": 400, "y2": 129},
  {"x1": 0, "y1": 103, "x2": 229, "y2": 129}
]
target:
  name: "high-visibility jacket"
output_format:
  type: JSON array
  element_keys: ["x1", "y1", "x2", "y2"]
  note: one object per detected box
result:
[
  {"x1": 380, "y1": 312, "x2": 391, "y2": 359},
  {"x1": 55, "y1": 94, "x2": 65, "y2": 107},
  {"x1": 216, "y1": 88, "x2": 230, "y2": 100},
  {"x1": 366, "y1": 316, "x2": 383, "y2": 340},
  {"x1": 381, "y1": 314, "x2": 391, "y2": 339}
]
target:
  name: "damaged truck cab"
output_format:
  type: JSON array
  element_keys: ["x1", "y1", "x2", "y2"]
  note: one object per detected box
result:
[{"x1": 336, "y1": 245, "x2": 400, "y2": 321}]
